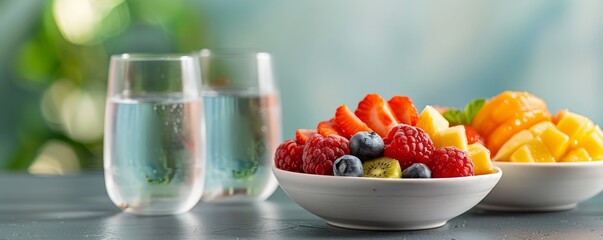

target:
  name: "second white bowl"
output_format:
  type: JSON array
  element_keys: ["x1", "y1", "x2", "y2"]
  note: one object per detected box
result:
[{"x1": 478, "y1": 161, "x2": 603, "y2": 211}]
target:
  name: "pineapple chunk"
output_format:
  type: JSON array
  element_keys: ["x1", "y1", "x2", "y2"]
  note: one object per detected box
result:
[
  {"x1": 433, "y1": 125, "x2": 469, "y2": 151},
  {"x1": 493, "y1": 130, "x2": 534, "y2": 161},
  {"x1": 561, "y1": 148, "x2": 592, "y2": 162},
  {"x1": 529, "y1": 121, "x2": 555, "y2": 135},
  {"x1": 575, "y1": 127, "x2": 603, "y2": 160},
  {"x1": 509, "y1": 138, "x2": 555, "y2": 163},
  {"x1": 467, "y1": 143, "x2": 494, "y2": 175},
  {"x1": 539, "y1": 126, "x2": 570, "y2": 160},
  {"x1": 416, "y1": 105, "x2": 449, "y2": 139}
]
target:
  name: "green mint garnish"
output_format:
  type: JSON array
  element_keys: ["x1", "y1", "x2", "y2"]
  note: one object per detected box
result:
[
  {"x1": 441, "y1": 98, "x2": 486, "y2": 125},
  {"x1": 464, "y1": 98, "x2": 486, "y2": 125},
  {"x1": 442, "y1": 109, "x2": 466, "y2": 126},
  {"x1": 145, "y1": 146, "x2": 175, "y2": 185}
]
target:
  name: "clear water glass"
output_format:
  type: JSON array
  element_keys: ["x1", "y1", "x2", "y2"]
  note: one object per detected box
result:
[
  {"x1": 199, "y1": 49, "x2": 281, "y2": 203},
  {"x1": 104, "y1": 54, "x2": 205, "y2": 215}
]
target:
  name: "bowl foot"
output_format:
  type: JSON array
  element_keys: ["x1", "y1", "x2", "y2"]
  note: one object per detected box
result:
[
  {"x1": 476, "y1": 203, "x2": 577, "y2": 212},
  {"x1": 326, "y1": 220, "x2": 447, "y2": 231}
]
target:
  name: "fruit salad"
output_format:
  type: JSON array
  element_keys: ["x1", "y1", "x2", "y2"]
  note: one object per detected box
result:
[
  {"x1": 275, "y1": 91, "x2": 602, "y2": 178},
  {"x1": 274, "y1": 94, "x2": 493, "y2": 178}
]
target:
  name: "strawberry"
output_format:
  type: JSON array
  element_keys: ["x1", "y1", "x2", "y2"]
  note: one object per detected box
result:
[
  {"x1": 388, "y1": 96, "x2": 419, "y2": 126},
  {"x1": 464, "y1": 125, "x2": 484, "y2": 145},
  {"x1": 354, "y1": 94, "x2": 399, "y2": 138},
  {"x1": 295, "y1": 129, "x2": 316, "y2": 144},
  {"x1": 335, "y1": 105, "x2": 372, "y2": 139},
  {"x1": 317, "y1": 118, "x2": 343, "y2": 136}
]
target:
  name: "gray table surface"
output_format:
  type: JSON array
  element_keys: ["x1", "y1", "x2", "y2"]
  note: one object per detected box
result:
[{"x1": 1, "y1": 172, "x2": 603, "y2": 240}]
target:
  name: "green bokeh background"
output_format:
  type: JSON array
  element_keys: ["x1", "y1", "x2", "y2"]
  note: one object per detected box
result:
[{"x1": 1, "y1": 0, "x2": 602, "y2": 172}]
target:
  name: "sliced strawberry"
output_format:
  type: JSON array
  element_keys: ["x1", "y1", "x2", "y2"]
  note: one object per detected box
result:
[
  {"x1": 335, "y1": 105, "x2": 372, "y2": 139},
  {"x1": 388, "y1": 96, "x2": 419, "y2": 126},
  {"x1": 354, "y1": 94, "x2": 399, "y2": 138},
  {"x1": 295, "y1": 129, "x2": 316, "y2": 144},
  {"x1": 317, "y1": 118, "x2": 343, "y2": 136},
  {"x1": 464, "y1": 125, "x2": 484, "y2": 145}
]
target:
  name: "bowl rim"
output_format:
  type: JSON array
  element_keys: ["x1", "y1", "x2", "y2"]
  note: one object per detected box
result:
[
  {"x1": 493, "y1": 161, "x2": 603, "y2": 168},
  {"x1": 272, "y1": 165, "x2": 502, "y2": 183}
]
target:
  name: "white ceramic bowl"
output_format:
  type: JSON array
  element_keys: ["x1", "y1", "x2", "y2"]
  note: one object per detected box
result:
[
  {"x1": 478, "y1": 161, "x2": 603, "y2": 212},
  {"x1": 273, "y1": 165, "x2": 502, "y2": 230}
]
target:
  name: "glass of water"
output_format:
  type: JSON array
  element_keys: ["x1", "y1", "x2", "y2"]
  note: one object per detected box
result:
[
  {"x1": 199, "y1": 49, "x2": 281, "y2": 202},
  {"x1": 104, "y1": 54, "x2": 205, "y2": 215}
]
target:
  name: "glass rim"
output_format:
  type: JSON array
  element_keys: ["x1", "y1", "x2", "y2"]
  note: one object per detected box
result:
[
  {"x1": 198, "y1": 48, "x2": 269, "y2": 58},
  {"x1": 111, "y1": 53, "x2": 196, "y2": 61}
]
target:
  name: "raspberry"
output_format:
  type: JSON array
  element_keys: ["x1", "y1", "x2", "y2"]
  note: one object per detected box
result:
[
  {"x1": 302, "y1": 134, "x2": 350, "y2": 175},
  {"x1": 430, "y1": 147, "x2": 474, "y2": 178},
  {"x1": 274, "y1": 139, "x2": 304, "y2": 172},
  {"x1": 383, "y1": 124, "x2": 435, "y2": 170}
]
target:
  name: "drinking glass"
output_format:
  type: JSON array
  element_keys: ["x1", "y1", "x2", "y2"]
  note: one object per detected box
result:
[
  {"x1": 104, "y1": 54, "x2": 205, "y2": 215},
  {"x1": 199, "y1": 49, "x2": 281, "y2": 202}
]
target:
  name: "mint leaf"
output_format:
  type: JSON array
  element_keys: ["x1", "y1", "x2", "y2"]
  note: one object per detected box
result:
[
  {"x1": 442, "y1": 109, "x2": 466, "y2": 126},
  {"x1": 145, "y1": 146, "x2": 175, "y2": 185},
  {"x1": 464, "y1": 98, "x2": 486, "y2": 124}
]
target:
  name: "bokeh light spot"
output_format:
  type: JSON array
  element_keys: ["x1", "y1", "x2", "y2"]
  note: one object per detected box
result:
[
  {"x1": 61, "y1": 88, "x2": 105, "y2": 143},
  {"x1": 28, "y1": 140, "x2": 80, "y2": 175},
  {"x1": 40, "y1": 80, "x2": 76, "y2": 131},
  {"x1": 52, "y1": 0, "x2": 130, "y2": 45}
]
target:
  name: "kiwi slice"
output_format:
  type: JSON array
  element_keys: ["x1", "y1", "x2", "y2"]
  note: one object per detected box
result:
[{"x1": 362, "y1": 157, "x2": 402, "y2": 178}]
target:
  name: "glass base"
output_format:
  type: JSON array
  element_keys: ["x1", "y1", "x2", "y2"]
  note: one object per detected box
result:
[
  {"x1": 118, "y1": 198, "x2": 198, "y2": 216},
  {"x1": 202, "y1": 183, "x2": 277, "y2": 203}
]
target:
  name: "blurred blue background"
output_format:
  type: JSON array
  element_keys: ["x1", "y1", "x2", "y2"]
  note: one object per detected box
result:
[{"x1": 1, "y1": 0, "x2": 601, "y2": 173}]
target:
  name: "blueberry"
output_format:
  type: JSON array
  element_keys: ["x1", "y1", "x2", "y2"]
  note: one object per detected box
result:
[
  {"x1": 402, "y1": 163, "x2": 432, "y2": 178},
  {"x1": 350, "y1": 131, "x2": 384, "y2": 162},
  {"x1": 333, "y1": 155, "x2": 363, "y2": 177}
]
